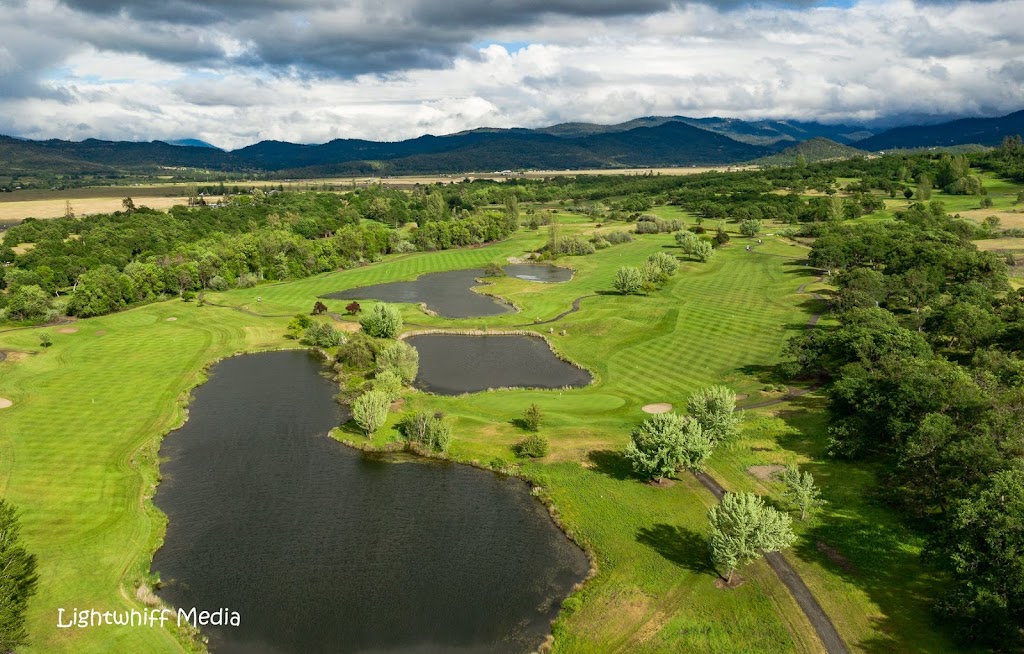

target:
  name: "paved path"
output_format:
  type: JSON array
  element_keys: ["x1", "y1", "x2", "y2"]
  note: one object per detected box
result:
[{"x1": 692, "y1": 471, "x2": 849, "y2": 654}]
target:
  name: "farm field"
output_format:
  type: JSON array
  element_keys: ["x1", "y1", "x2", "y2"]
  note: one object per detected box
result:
[{"x1": 0, "y1": 217, "x2": 961, "y2": 652}]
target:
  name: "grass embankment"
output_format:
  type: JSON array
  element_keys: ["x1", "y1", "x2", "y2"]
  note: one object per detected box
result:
[{"x1": 1, "y1": 219, "x2": 958, "y2": 652}]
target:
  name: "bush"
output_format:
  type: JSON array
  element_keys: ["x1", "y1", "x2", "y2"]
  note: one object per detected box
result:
[
  {"x1": 345, "y1": 301, "x2": 361, "y2": 315},
  {"x1": 514, "y1": 434, "x2": 549, "y2": 458},
  {"x1": 482, "y1": 263, "x2": 505, "y2": 277},
  {"x1": 376, "y1": 340, "x2": 419, "y2": 382},
  {"x1": 739, "y1": 219, "x2": 763, "y2": 237},
  {"x1": 39, "y1": 333, "x2": 52, "y2": 347},
  {"x1": 208, "y1": 275, "x2": 229, "y2": 291},
  {"x1": 714, "y1": 228, "x2": 731, "y2": 245},
  {"x1": 335, "y1": 331, "x2": 380, "y2": 370},
  {"x1": 301, "y1": 321, "x2": 344, "y2": 348},
  {"x1": 286, "y1": 313, "x2": 314, "y2": 339},
  {"x1": 613, "y1": 266, "x2": 644, "y2": 294},
  {"x1": 523, "y1": 403, "x2": 543, "y2": 431},
  {"x1": 605, "y1": 230, "x2": 634, "y2": 244},
  {"x1": 360, "y1": 303, "x2": 403, "y2": 338},
  {"x1": 236, "y1": 272, "x2": 259, "y2": 288},
  {"x1": 693, "y1": 240, "x2": 715, "y2": 262},
  {"x1": 372, "y1": 369, "x2": 404, "y2": 401},
  {"x1": 401, "y1": 410, "x2": 451, "y2": 452}
]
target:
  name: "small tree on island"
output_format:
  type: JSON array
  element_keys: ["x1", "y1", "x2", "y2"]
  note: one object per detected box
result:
[
  {"x1": 345, "y1": 301, "x2": 362, "y2": 315},
  {"x1": 39, "y1": 333, "x2": 52, "y2": 348},
  {"x1": 523, "y1": 403, "x2": 543, "y2": 431},
  {"x1": 0, "y1": 499, "x2": 39, "y2": 652},
  {"x1": 376, "y1": 340, "x2": 419, "y2": 383},
  {"x1": 352, "y1": 390, "x2": 390, "y2": 437},
  {"x1": 687, "y1": 385, "x2": 742, "y2": 445},
  {"x1": 624, "y1": 413, "x2": 714, "y2": 481},
  {"x1": 708, "y1": 492, "x2": 796, "y2": 584},
  {"x1": 781, "y1": 465, "x2": 825, "y2": 521},
  {"x1": 359, "y1": 303, "x2": 403, "y2": 338},
  {"x1": 613, "y1": 266, "x2": 644, "y2": 295}
]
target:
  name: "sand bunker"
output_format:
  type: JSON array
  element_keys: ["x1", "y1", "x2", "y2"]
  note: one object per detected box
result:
[
  {"x1": 95, "y1": 330, "x2": 107, "y2": 335},
  {"x1": 747, "y1": 464, "x2": 786, "y2": 482},
  {"x1": 57, "y1": 327, "x2": 79, "y2": 334},
  {"x1": 0, "y1": 398, "x2": 13, "y2": 409},
  {"x1": 0, "y1": 350, "x2": 28, "y2": 362},
  {"x1": 641, "y1": 403, "x2": 673, "y2": 414},
  {"x1": 166, "y1": 317, "x2": 178, "y2": 322}
]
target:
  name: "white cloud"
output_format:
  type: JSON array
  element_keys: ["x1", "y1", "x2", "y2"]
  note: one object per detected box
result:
[{"x1": 0, "y1": 0, "x2": 1022, "y2": 148}]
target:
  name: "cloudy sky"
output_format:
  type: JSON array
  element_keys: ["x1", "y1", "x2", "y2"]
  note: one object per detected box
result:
[{"x1": 1, "y1": 0, "x2": 1022, "y2": 149}]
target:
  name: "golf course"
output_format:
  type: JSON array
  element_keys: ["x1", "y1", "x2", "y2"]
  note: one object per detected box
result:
[{"x1": 0, "y1": 206, "x2": 967, "y2": 652}]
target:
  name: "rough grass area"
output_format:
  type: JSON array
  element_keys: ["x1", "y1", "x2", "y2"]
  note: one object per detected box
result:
[{"x1": 0, "y1": 220, "x2": 960, "y2": 653}]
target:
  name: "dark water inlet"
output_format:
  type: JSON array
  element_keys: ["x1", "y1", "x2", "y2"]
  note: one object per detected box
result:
[
  {"x1": 407, "y1": 334, "x2": 592, "y2": 395},
  {"x1": 504, "y1": 264, "x2": 573, "y2": 283},
  {"x1": 152, "y1": 350, "x2": 588, "y2": 654},
  {"x1": 321, "y1": 269, "x2": 513, "y2": 318}
]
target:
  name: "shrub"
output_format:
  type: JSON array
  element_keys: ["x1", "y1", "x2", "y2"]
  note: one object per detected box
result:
[
  {"x1": 39, "y1": 333, "x2": 52, "y2": 347},
  {"x1": 714, "y1": 228, "x2": 731, "y2": 245},
  {"x1": 208, "y1": 275, "x2": 229, "y2": 291},
  {"x1": 605, "y1": 230, "x2": 634, "y2": 244},
  {"x1": 345, "y1": 301, "x2": 361, "y2": 315},
  {"x1": 693, "y1": 240, "x2": 715, "y2": 262},
  {"x1": 401, "y1": 411, "x2": 451, "y2": 452},
  {"x1": 372, "y1": 369, "x2": 404, "y2": 401},
  {"x1": 286, "y1": 313, "x2": 314, "y2": 339},
  {"x1": 335, "y1": 331, "x2": 379, "y2": 370},
  {"x1": 376, "y1": 340, "x2": 419, "y2": 383},
  {"x1": 236, "y1": 272, "x2": 258, "y2": 288},
  {"x1": 523, "y1": 403, "x2": 543, "y2": 431},
  {"x1": 614, "y1": 266, "x2": 644, "y2": 294},
  {"x1": 360, "y1": 303, "x2": 403, "y2": 338},
  {"x1": 514, "y1": 434, "x2": 550, "y2": 458},
  {"x1": 483, "y1": 263, "x2": 505, "y2": 277},
  {"x1": 301, "y1": 321, "x2": 344, "y2": 348},
  {"x1": 739, "y1": 219, "x2": 763, "y2": 237}
]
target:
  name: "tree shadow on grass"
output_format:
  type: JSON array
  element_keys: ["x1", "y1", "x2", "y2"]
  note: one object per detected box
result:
[
  {"x1": 586, "y1": 449, "x2": 634, "y2": 481},
  {"x1": 636, "y1": 524, "x2": 713, "y2": 575}
]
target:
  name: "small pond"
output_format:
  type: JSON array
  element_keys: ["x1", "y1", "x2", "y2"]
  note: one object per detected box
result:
[
  {"x1": 504, "y1": 264, "x2": 573, "y2": 283},
  {"x1": 321, "y1": 269, "x2": 513, "y2": 318},
  {"x1": 152, "y1": 350, "x2": 588, "y2": 654},
  {"x1": 407, "y1": 334, "x2": 592, "y2": 395}
]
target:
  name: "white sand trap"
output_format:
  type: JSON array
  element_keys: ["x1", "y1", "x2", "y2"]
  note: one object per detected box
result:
[
  {"x1": 166, "y1": 317, "x2": 178, "y2": 322},
  {"x1": 57, "y1": 327, "x2": 79, "y2": 334},
  {"x1": 0, "y1": 398, "x2": 12, "y2": 409},
  {"x1": 642, "y1": 403, "x2": 673, "y2": 414}
]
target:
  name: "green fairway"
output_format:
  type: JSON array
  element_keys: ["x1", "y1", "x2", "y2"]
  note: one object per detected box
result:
[{"x1": 0, "y1": 222, "x2": 959, "y2": 652}]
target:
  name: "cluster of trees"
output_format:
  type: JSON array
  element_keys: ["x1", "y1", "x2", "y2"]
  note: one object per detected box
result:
[
  {"x1": 674, "y1": 231, "x2": 715, "y2": 262},
  {"x1": 613, "y1": 251, "x2": 680, "y2": 294},
  {"x1": 0, "y1": 189, "x2": 521, "y2": 323},
  {"x1": 785, "y1": 205, "x2": 1024, "y2": 646},
  {"x1": 976, "y1": 135, "x2": 1024, "y2": 182},
  {"x1": 624, "y1": 386, "x2": 742, "y2": 481}
]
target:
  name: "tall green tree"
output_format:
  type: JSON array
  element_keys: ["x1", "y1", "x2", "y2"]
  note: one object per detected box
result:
[
  {"x1": 376, "y1": 341, "x2": 419, "y2": 383},
  {"x1": 624, "y1": 413, "x2": 713, "y2": 480},
  {"x1": 0, "y1": 499, "x2": 39, "y2": 652},
  {"x1": 687, "y1": 386, "x2": 742, "y2": 444},
  {"x1": 613, "y1": 266, "x2": 643, "y2": 295},
  {"x1": 708, "y1": 492, "x2": 795, "y2": 584},
  {"x1": 780, "y1": 466, "x2": 825, "y2": 521},
  {"x1": 352, "y1": 390, "x2": 390, "y2": 437}
]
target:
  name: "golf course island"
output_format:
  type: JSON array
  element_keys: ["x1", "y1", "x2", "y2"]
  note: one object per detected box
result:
[{"x1": 2, "y1": 142, "x2": 1024, "y2": 654}]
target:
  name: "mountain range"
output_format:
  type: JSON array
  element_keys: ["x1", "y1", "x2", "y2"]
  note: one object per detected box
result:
[{"x1": 2, "y1": 109, "x2": 1022, "y2": 178}]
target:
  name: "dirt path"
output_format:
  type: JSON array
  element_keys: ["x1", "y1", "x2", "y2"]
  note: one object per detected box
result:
[{"x1": 692, "y1": 471, "x2": 848, "y2": 654}]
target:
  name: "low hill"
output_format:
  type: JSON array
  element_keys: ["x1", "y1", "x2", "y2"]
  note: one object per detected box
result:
[
  {"x1": 752, "y1": 138, "x2": 869, "y2": 166},
  {"x1": 856, "y1": 109, "x2": 1024, "y2": 150}
]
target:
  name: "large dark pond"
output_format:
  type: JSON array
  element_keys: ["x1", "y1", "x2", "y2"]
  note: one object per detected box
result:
[
  {"x1": 407, "y1": 334, "x2": 592, "y2": 395},
  {"x1": 152, "y1": 350, "x2": 588, "y2": 654},
  {"x1": 321, "y1": 269, "x2": 513, "y2": 318},
  {"x1": 504, "y1": 264, "x2": 573, "y2": 283}
]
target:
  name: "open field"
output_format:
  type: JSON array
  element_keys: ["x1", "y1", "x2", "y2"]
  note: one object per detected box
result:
[
  {"x1": 1, "y1": 218, "x2": 960, "y2": 652},
  {"x1": 0, "y1": 196, "x2": 223, "y2": 222}
]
